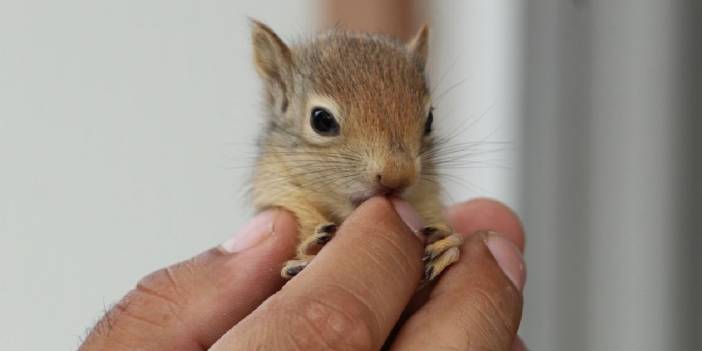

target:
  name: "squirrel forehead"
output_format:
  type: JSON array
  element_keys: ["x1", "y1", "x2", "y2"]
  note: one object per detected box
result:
[{"x1": 294, "y1": 33, "x2": 430, "y2": 116}]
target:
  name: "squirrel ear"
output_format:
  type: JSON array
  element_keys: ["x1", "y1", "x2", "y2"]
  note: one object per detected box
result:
[
  {"x1": 250, "y1": 19, "x2": 293, "y2": 111},
  {"x1": 251, "y1": 19, "x2": 292, "y2": 80},
  {"x1": 407, "y1": 24, "x2": 429, "y2": 68}
]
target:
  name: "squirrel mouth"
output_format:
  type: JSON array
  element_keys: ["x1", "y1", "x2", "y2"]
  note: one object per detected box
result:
[{"x1": 350, "y1": 188, "x2": 403, "y2": 207}]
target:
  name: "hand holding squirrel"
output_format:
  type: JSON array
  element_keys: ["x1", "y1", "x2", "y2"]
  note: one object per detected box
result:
[{"x1": 79, "y1": 198, "x2": 526, "y2": 350}]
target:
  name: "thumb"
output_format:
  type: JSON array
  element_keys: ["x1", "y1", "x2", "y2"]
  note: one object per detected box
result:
[{"x1": 79, "y1": 209, "x2": 298, "y2": 351}]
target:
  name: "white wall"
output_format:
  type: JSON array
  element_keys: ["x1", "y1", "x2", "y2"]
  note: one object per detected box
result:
[
  {"x1": 428, "y1": 1, "x2": 521, "y2": 209},
  {"x1": 0, "y1": 1, "x2": 313, "y2": 349}
]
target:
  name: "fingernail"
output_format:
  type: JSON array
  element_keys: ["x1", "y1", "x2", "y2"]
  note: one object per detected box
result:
[
  {"x1": 220, "y1": 210, "x2": 278, "y2": 253},
  {"x1": 391, "y1": 198, "x2": 424, "y2": 238},
  {"x1": 485, "y1": 231, "x2": 526, "y2": 291}
]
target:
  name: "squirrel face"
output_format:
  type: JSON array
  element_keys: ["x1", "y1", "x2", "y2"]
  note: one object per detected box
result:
[{"x1": 252, "y1": 20, "x2": 433, "y2": 206}]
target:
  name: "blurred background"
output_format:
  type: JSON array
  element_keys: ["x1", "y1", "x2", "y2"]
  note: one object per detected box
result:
[{"x1": 1, "y1": 0, "x2": 699, "y2": 350}]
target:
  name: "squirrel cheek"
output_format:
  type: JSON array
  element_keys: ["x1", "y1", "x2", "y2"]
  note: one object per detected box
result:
[{"x1": 414, "y1": 158, "x2": 423, "y2": 179}]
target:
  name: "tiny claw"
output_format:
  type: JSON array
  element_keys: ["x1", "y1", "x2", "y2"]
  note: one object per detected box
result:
[
  {"x1": 423, "y1": 248, "x2": 441, "y2": 262},
  {"x1": 420, "y1": 227, "x2": 438, "y2": 237},
  {"x1": 424, "y1": 266, "x2": 435, "y2": 281},
  {"x1": 318, "y1": 223, "x2": 338, "y2": 234},
  {"x1": 315, "y1": 234, "x2": 333, "y2": 245},
  {"x1": 285, "y1": 265, "x2": 305, "y2": 277}
]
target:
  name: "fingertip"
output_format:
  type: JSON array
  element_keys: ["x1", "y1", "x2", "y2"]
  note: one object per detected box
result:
[
  {"x1": 446, "y1": 198, "x2": 525, "y2": 251},
  {"x1": 355, "y1": 196, "x2": 424, "y2": 244},
  {"x1": 390, "y1": 198, "x2": 423, "y2": 232},
  {"x1": 513, "y1": 336, "x2": 528, "y2": 351},
  {"x1": 218, "y1": 208, "x2": 298, "y2": 255},
  {"x1": 485, "y1": 232, "x2": 526, "y2": 292},
  {"x1": 259, "y1": 208, "x2": 299, "y2": 262}
]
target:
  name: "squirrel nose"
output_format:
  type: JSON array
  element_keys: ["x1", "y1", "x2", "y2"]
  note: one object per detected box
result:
[
  {"x1": 371, "y1": 155, "x2": 417, "y2": 194},
  {"x1": 375, "y1": 171, "x2": 411, "y2": 193}
]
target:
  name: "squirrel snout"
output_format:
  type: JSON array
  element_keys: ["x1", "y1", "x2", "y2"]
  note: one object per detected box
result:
[
  {"x1": 374, "y1": 165, "x2": 415, "y2": 194},
  {"x1": 376, "y1": 173, "x2": 409, "y2": 193}
]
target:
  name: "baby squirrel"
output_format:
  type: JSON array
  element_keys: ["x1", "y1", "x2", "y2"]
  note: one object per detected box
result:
[{"x1": 249, "y1": 20, "x2": 463, "y2": 283}]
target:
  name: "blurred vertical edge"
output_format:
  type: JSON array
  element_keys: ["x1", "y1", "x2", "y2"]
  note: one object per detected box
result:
[
  {"x1": 675, "y1": 0, "x2": 702, "y2": 350},
  {"x1": 521, "y1": 0, "x2": 700, "y2": 350}
]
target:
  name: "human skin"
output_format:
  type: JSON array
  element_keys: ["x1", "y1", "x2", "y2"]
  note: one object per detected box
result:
[
  {"x1": 322, "y1": 0, "x2": 420, "y2": 40},
  {"x1": 79, "y1": 197, "x2": 527, "y2": 350}
]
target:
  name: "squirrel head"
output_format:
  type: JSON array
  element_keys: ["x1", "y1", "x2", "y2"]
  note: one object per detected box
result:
[{"x1": 251, "y1": 20, "x2": 434, "y2": 206}]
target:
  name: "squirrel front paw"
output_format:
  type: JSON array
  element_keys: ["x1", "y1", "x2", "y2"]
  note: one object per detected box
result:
[
  {"x1": 421, "y1": 225, "x2": 463, "y2": 282},
  {"x1": 281, "y1": 222, "x2": 338, "y2": 279}
]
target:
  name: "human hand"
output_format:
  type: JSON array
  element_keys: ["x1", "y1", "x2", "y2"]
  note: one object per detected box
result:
[{"x1": 79, "y1": 197, "x2": 526, "y2": 350}]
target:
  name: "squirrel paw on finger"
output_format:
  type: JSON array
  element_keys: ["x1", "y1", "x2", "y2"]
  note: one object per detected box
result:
[
  {"x1": 421, "y1": 225, "x2": 463, "y2": 282},
  {"x1": 281, "y1": 222, "x2": 338, "y2": 279}
]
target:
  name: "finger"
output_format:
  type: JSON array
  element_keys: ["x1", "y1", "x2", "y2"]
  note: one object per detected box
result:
[
  {"x1": 390, "y1": 231, "x2": 525, "y2": 351},
  {"x1": 212, "y1": 197, "x2": 425, "y2": 351},
  {"x1": 79, "y1": 209, "x2": 298, "y2": 351},
  {"x1": 447, "y1": 197, "x2": 525, "y2": 251},
  {"x1": 401, "y1": 198, "x2": 525, "y2": 314}
]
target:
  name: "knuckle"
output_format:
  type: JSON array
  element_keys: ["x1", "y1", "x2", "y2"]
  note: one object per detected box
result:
[
  {"x1": 137, "y1": 266, "x2": 186, "y2": 305},
  {"x1": 80, "y1": 265, "x2": 194, "y2": 349},
  {"x1": 465, "y1": 283, "x2": 522, "y2": 347},
  {"x1": 270, "y1": 292, "x2": 377, "y2": 351},
  {"x1": 137, "y1": 254, "x2": 206, "y2": 305},
  {"x1": 128, "y1": 266, "x2": 189, "y2": 325}
]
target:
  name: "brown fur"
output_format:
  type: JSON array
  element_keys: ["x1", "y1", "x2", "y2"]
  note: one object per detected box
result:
[{"x1": 249, "y1": 20, "x2": 460, "y2": 281}]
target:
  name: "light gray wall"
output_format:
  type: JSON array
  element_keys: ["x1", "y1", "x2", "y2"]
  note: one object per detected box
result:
[
  {"x1": 427, "y1": 0, "x2": 521, "y2": 208},
  {"x1": 0, "y1": 1, "x2": 314, "y2": 349}
]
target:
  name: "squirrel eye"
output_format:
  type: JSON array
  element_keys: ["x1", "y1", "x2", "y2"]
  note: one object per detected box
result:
[
  {"x1": 424, "y1": 110, "x2": 434, "y2": 135},
  {"x1": 310, "y1": 107, "x2": 340, "y2": 136}
]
